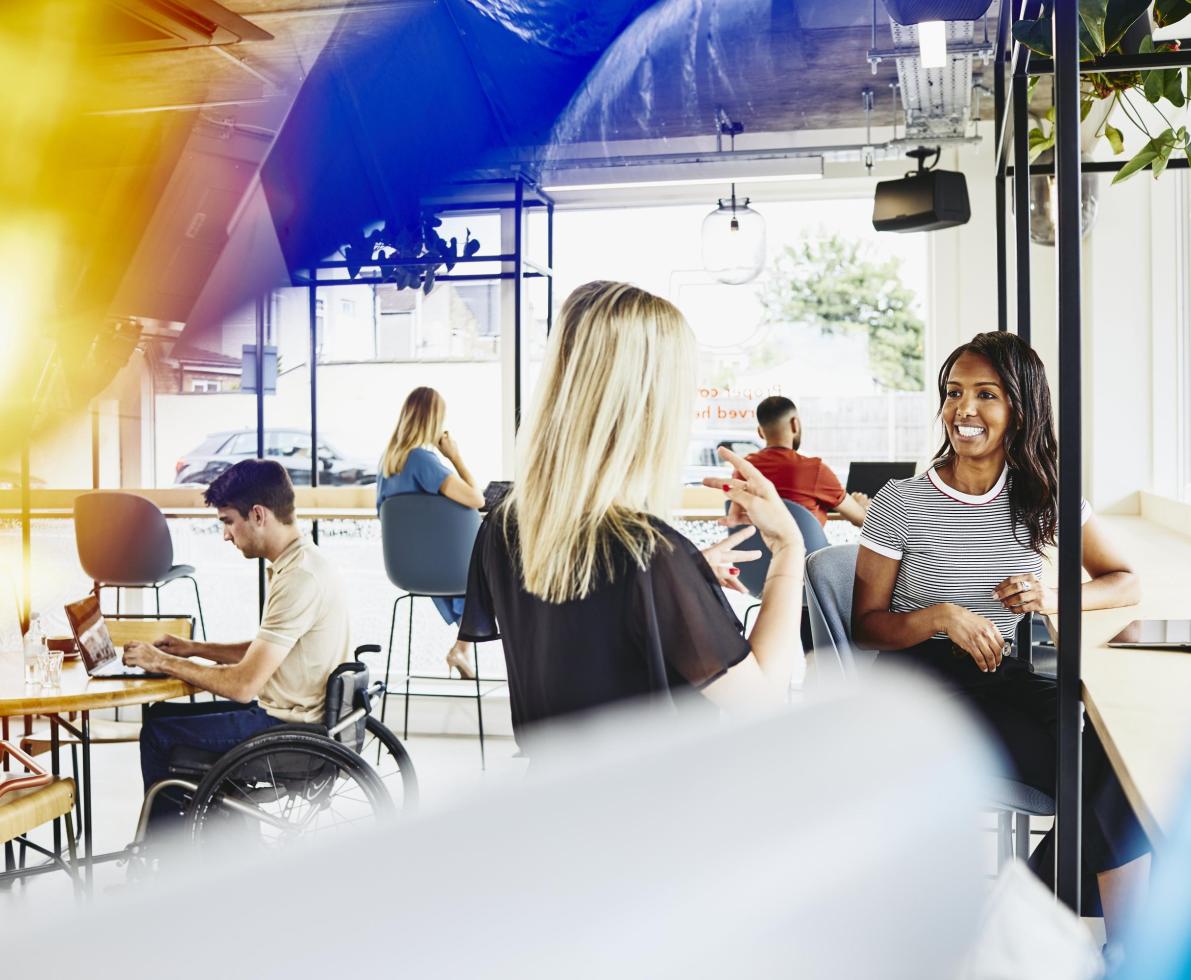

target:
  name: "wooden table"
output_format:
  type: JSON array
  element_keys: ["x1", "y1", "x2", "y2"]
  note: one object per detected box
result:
[
  {"x1": 1047, "y1": 516, "x2": 1191, "y2": 847},
  {"x1": 0, "y1": 655, "x2": 193, "y2": 882}
]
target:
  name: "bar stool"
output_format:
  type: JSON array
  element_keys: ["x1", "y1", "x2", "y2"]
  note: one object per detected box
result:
[
  {"x1": 73, "y1": 491, "x2": 206, "y2": 638},
  {"x1": 379, "y1": 494, "x2": 498, "y2": 768}
]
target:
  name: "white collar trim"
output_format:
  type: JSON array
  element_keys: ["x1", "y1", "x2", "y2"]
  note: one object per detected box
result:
[{"x1": 928, "y1": 465, "x2": 1008, "y2": 505}]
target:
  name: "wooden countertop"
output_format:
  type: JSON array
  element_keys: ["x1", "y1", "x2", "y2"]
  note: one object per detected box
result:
[
  {"x1": 0, "y1": 655, "x2": 194, "y2": 718},
  {"x1": 1053, "y1": 516, "x2": 1191, "y2": 845}
]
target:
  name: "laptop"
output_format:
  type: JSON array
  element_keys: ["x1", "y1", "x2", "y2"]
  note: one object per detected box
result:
[
  {"x1": 845, "y1": 461, "x2": 918, "y2": 499},
  {"x1": 481, "y1": 480, "x2": 512, "y2": 513},
  {"x1": 1107, "y1": 619, "x2": 1191, "y2": 651},
  {"x1": 63, "y1": 594, "x2": 167, "y2": 678}
]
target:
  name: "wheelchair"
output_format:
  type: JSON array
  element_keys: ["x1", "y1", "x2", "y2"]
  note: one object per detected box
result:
[{"x1": 129, "y1": 645, "x2": 418, "y2": 854}]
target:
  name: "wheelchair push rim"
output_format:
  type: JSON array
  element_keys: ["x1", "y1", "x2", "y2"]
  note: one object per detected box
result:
[{"x1": 186, "y1": 729, "x2": 394, "y2": 848}]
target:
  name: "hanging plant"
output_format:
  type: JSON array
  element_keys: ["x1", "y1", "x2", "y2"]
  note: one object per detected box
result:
[
  {"x1": 1013, "y1": 0, "x2": 1191, "y2": 183},
  {"x1": 339, "y1": 213, "x2": 481, "y2": 293}
]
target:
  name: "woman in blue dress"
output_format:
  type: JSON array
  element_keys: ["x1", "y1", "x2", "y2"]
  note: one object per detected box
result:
[{"x1": 377, "y1": 386, "x2": 485, "y2": 678}]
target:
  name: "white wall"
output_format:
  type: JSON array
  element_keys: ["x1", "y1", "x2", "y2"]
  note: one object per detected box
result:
[{"x1": 932, "y1": 139, "x2": 1178, "y2": 514}]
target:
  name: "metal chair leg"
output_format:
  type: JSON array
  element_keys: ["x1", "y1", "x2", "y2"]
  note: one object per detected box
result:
[
  {"x1": 184, "y1": 575, "x2": 207, "y2": 640},
  {"x1": 380, "y1": 596, "x2": 399, "y2": 728},
  {"x1": 403, "y1": 595, "x2": 415, "y2": 741},
  {"x1": 474, "y1": 642, "x2": 485, "y2": 771},
  {"x1": 64, "y1": 812, "x2": 82, "y2": 897},
  {"x1": 155, "y1": 585, "x2": 161, "y2": 616},
  {"x1": 742, "y1": 602, "x2": 760, "y2": 634}
]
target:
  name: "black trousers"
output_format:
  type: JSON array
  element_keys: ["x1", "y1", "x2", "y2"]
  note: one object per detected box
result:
[{"x1": 879, "y1": 639, "x2": 1149, "y2": 910}]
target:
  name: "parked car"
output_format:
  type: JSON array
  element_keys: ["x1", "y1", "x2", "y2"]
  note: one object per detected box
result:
[
  {"x1": 682, "y1": 430, "x2": 763, "y2": 485},
  {"x1": 174, "y1": 429, "x2": 377, "y2": 486}
]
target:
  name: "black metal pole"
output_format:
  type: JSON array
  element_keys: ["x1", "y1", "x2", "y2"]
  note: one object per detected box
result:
[
  {"x1": 546, "y1": 200, "x2": 555, "y2": 337},
  {"x1": 1053, "y1": 0, "x2": 1084, "y2": 912},
  {"x1": 1012, "y1": 68, "x2": 1032, "y2": 343},
  {"x1": 514, "y1": 176, "x2": 524, "y2": 432},
  {"x1": 309, "y1": 285, "x2": 319, "y2": 546},
  {"x1": 994, "y1": 0, "x2": 1009, "y2": 332},
  {"x1": 255, "y1": 296, "x2": 266, "y2": 618}
]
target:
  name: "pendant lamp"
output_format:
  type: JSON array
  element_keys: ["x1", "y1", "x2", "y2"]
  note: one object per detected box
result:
[{"x1": 701, "y1": 184, "x2": 766, "y2": 285}]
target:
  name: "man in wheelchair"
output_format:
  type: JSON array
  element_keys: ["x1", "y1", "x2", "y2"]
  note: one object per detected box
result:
[{"x1": 123, "y1": 459, "x2": 352, "y2": 831}]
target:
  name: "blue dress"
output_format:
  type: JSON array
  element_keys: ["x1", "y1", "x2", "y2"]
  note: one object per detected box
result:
[{"x1": 376, "y1": 446, "x2": 467, "y2": 626}]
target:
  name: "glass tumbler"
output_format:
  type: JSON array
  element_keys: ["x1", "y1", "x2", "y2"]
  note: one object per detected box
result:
[{"x1": 44, "y1": 649, "x2": 64, "y2": 687}]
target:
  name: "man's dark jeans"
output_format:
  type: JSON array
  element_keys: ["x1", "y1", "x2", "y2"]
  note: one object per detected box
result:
[{"x1": 140, "y1": 700, "x2": 282, "y2": 829}]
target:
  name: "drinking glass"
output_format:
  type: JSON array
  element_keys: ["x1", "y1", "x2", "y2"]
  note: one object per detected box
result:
[
  {"x1": 24, "y1": 642, "x2": 47, "y2": 685},
  {"x1": 44, "y1": 649, "x2": 64, "y2": 687}
]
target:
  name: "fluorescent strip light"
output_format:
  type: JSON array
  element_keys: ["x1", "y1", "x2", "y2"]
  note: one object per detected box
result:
[
  {"x1": 918, "y1": 20, "x2": 947, "y2": 68},
  {"x1": 541, "y1": 156, "x2": 823, "y2": 192}
]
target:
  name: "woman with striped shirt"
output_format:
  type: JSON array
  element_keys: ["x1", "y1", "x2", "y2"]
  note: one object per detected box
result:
[{"x1": 852, "y1": 331, "x2": 1147, "y2": 945}]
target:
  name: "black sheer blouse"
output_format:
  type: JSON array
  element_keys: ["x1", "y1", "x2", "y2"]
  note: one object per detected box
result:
[{"x1": 459, "y1": 511, "x2": 751, "y2": 740}]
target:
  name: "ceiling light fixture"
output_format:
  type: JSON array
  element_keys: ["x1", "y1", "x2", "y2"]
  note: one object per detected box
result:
[
  {"x1": 701, "y1": 181, "x2": 766, "y2": 285},
  {"x1": 917, "y1": 20, "x2": 947, "y2": 67}
]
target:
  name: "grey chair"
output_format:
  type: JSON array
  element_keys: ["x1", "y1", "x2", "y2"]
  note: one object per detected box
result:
[
  {"x1": 729, "y1": 500, "x2": 828, "y2": 633},
  {"x1": 73, "y1": 491, "x2": 206, "y2": 638},
  {"x1": 803, "y1": 544, "x2": 1054, "y2": 866},
  {"x1": 379, "y1": 494, "x2": 495, "y2": 768}
]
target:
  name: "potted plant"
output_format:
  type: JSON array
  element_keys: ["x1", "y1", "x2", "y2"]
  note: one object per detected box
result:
[
  {"x1": 1013, "y1": 0, "x2": 1191, "y2": 182},
  {"x1": 340, "y1": 213, "x2": 481, "y2": 293}
]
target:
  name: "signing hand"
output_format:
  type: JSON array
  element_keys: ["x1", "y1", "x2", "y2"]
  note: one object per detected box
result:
[
  {"x1": 123, "y1": 640, "x2": 167, "y2": 672},
  {"x1": 437, "y1": 430, "x2": 460, "y2": 461},
  {"x1": 993, "y1": 574, "x2": 1057, "y2": 615},
  {"x1": 702, "y1": 447, "x2": 803, "y2": 556},
  {"x1": 701, "y1": 526, "x2": 764, "y2": 594},
  {"x1": 154, "y1": 633, "x2": 195, "y2": 658},
  {"x1": 942, "y1": 604, "x2": 1007, "y2": 673}
]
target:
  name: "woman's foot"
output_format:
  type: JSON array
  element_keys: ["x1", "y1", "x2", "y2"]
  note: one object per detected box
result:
[{"x1": 446, "y1": 644, "x2": 477, "y2": 680}]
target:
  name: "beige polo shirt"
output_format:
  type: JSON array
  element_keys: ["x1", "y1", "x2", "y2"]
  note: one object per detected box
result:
[{"x1": 256, "y1": 535, "x2": 351, "y2": 723}]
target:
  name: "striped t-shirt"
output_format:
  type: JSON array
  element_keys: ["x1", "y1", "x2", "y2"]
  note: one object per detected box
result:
[{"x1": 858, "y1": 466, "x2": 1091, "y2": 640}]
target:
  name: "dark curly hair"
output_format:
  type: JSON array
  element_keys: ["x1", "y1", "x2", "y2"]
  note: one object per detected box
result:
[{"x1": 934, "y1": 332, "x2": 1058, "y2": 552}]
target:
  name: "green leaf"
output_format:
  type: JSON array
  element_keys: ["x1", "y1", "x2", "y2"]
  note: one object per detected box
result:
[
  {"x1": 1164, "y1": 67, "x2": 1186, "y2": 107},
  {"x1": 1081, "y1": 97, "x2": 1095, "y2": 121},
  {"x1": 1079, "y1": 0, "x2": 1107, "y2": 55},
  {"x1": 1153, "y1": 0, "x2": 1191, "y2": 28},
  {"x1": 1105, "y1": 0, "x2": 1152, "y2": 49},
  {"x1": 1144, "y1": 66, "x2": 1165, "y2": 102},
  {"x1": 1028, "y1": 128, "x2": 1056, "y2": 162},
  {"x1": 1104, "y1": 122, "x2": 1125, "y2": 154},
  {"x1": 1152, "y1": 131, "x2": 1177, "y2": 178},
  {"x1": 1112, "y1": 130, "x2": 1170, "y2": 183},
  {"x1": 1012, "y1": 18, "x2": 1054, "y2": 58}
]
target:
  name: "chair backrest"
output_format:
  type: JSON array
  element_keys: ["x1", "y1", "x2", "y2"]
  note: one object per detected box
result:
[
  {"x1": 106, "y1": 616, "x2": 194, "y2": 647},
  {"x1": 324, "y1": 662, "x2": 370, "y2": 750},
  {"x1": 804, "y1": 544, "x2": 864, "y2": 682},
  {"x1": 730, "y1": 500, "x2": 829, "y2": 598},
  {"x1": 379, "y1": 494, "x2": 481, "y2": 596},
  {"x1": 73, "y1": 491, "x2": 175, "y2": 586}
]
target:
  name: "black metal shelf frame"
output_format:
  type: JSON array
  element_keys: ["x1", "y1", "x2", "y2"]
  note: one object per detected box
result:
[{"x1": 992, "y1": 0, "x2": 1191, "y2": 911}]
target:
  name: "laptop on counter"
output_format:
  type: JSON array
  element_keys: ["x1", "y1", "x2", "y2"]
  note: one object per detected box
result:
[
  {"x1": 845, "y1": 461, "x2": 918, "y2": 500},
  {"x1": 64, "y1": 594, "x2": 167, "y2": 679},
  {"x1": 1107, "y1": 620, "x2": 1191, "y2": 651}
]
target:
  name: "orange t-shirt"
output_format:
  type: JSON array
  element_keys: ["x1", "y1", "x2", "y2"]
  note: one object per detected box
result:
[{"x1": 740, "y1": 447, "x2": 846, "y2": 526}]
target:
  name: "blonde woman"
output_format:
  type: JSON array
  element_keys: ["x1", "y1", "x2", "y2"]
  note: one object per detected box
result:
[
  {"x1": 377, "y1": 386, "x2": 485, "y2": 678},
  {"x1": 459, "y1": 281, "x2": 805, "y2": 745}
]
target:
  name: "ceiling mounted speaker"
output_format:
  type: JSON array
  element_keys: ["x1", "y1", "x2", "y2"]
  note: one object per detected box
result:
[{"x1": 880, "y1": 0, "x2": 994, "y2": 25}]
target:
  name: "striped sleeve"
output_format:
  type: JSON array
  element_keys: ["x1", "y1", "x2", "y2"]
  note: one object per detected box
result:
[{"x1": 859, "y1": 480, "x2": 908, "y2": 560}]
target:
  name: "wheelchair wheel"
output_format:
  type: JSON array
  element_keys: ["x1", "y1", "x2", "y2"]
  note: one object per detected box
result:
[
  {"x1": 361, "y1": 715, "x2": 419, "y2": 811},
  {"x1": 186, "y1": 729, "x2": 393, "y2": 848}
]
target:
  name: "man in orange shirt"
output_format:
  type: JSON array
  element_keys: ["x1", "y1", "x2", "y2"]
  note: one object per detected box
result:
[{"x1": 744, "y1": 396, "x2": 870, "y2": 527}]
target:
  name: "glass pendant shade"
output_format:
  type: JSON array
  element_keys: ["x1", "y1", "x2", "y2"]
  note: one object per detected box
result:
[{"x1": 701, "y1": 197, "x2": 766, "y2": 285}]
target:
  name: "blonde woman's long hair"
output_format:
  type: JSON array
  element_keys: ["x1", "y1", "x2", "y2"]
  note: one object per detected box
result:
[
  {"x1": 506, "y1": 281, "x2": 696, "y2": 603},
  {"x1": 381, "y1": 387, "x2": 445, "y2": 477}
]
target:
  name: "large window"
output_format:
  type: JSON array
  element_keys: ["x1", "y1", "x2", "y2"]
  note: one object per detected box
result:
[{"x1": 550, "y1": 196, "x2": 932, "y2": 489}]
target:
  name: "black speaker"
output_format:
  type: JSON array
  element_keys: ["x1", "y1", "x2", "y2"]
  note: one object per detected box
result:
[{"x1": 872, "y1": 169, "x2": 971, "y2": 233}]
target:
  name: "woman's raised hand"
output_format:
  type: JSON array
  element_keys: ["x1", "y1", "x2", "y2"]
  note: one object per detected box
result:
[
  {"x1": 701, "y1": 526, "x2": 764, "y2": 594},
  {"x1": 993, "y1": 573, "x2": 1057, "y2": 615},
  {"x1": 702, "y1": 447, "x2": 804, "y2": 557},
  {"x1": 437, "y1": 430, "x2": 460, "y2": 461}
]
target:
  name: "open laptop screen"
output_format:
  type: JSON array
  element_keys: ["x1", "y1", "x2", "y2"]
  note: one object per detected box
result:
[{"x1": 64, "y1": 594, "x2": 119, "y2": 673}]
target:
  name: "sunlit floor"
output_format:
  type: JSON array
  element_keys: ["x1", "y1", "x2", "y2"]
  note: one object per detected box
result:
[{"x1": 2, "y1": 722, "x2": 528, "y2": 907}]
